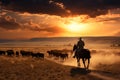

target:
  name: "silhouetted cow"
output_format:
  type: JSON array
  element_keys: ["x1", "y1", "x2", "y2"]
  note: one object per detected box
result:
[
  {"x1": 47, "y1": 51, "x2": 53, "y2": 56},
  {"x1": 16, "y1": 51, "x2": 19, "y2": 57},
  {"x1": 6, "y1": 50, "x2": 14, "y2": 56},
  {"x1": 48, "y1": 50, "x2": 62, "y2": 56},
  {"x1": 0, "y1": 50, "x2": 6, "y2": 55},
  {"x1": 47, "y1": 50, "x2": 68, "y2": 60},
  {"x1": 60, "y1": 53, "x2": 68, "y2": 60},
  {"x1": 31, "y1": 53, "x2": 44, "y2": 58},
  {"x1": 20, "y1": 50, "x2": 32, "y2": 57}
]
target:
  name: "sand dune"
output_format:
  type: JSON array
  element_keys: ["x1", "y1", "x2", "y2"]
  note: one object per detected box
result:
[{"x1": 0, "y1": 56, "x2": 119, "y2": 80}]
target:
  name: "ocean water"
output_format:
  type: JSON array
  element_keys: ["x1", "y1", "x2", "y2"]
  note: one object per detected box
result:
[{"x1": 0, "y1": 37, "x2": 120, "y2": 53}]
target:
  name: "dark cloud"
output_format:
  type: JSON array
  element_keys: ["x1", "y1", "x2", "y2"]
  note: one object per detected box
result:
[
  {"x1": 1, "y1": 0, "x2": 120, "y2": 17},
  {"x1": 0, "y1": 16, "x2": 21, "y2": 30},
  {"x1": 1, "y1": 0, "x2": 69, "y2": 16},
  {"x1": 1, "y1": 0, "x2": 10, "y2": 5},
  {"x1": 54, "y1": 0, "x2": 120, "y2": 17}
]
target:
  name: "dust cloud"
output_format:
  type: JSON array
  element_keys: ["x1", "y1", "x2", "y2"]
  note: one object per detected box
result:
[{"x1": 62, "y1": 50, "x2": 120, "y2": 70}]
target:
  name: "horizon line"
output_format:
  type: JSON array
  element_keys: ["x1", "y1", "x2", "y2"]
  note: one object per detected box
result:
[{"x1": 0, "y1": 36, "x2": 120, "y2": 40}]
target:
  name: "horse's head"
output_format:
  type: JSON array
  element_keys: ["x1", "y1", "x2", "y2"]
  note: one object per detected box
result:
[{"x1": 73, "y1": 44, "x2": 77, "y2": 51}]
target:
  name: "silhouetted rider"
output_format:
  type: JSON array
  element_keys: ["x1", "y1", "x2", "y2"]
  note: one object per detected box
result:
[
  {"x1": 77, "y1": 37, "x2": 85, "y2": 49},
  {"x1": 73, "y1": 37, "x2": 85, "y2": 58}
]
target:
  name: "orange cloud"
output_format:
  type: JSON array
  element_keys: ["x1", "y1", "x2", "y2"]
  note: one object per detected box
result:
[
  {"x1": 0, "y1": 9, "x2": 120, "y2": 39},
  {"x1": 0, "y1": 16, "x2": 21, "y2": 30}
]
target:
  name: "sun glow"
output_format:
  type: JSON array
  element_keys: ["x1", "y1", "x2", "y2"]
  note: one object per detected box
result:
[
  {"x1": 59, "y1": 16, "x2": 92, "y2": 36},
  {"x1": 65, "y1": 22, "x2": 86, "y2": 33}
]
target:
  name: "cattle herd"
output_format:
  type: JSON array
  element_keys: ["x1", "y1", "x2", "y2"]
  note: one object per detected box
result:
[
  {"x1": 0, "y1": 49, "x2": 70, "y2": 60},
  {"x1": 0, "y1": 50, "x2": 44, "y2": 58},
  {"x1": 47, "y1": 50, "x2": 69, "y2": 60}
]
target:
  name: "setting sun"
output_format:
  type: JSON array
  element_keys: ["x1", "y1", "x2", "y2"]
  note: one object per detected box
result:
[{"x1": 65, "y1": 21, "x2": 87, "y2": 33}]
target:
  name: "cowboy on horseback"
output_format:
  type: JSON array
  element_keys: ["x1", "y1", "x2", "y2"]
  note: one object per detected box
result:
[
  {"x1": 72, "y1": 37, "x2": 91, "y2": 68},
  {"x1": 73, "y1": 37, "x2": 85, "y2": 58}
]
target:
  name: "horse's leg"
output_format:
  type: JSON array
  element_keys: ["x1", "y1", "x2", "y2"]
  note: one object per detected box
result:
[
  {"x1": 77, "y1": 58, "x2": 80, "y2": 67},
  {"x1": 78, "y1": 58, "x2": 81, "y2": 67},
  {"x1": 82, "y1": 58, "x2": 86, "y2": 69},
  {"x1": 87, "y1": 58, "x2": 90, "y2": 69}
]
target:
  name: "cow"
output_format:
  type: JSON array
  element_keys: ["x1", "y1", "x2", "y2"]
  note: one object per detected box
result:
[
  {"x1": 31, "y1": 52, "x2": 44, "y2": 58},
  {"x1": 6, "y1": 50, "x2": 14, "y2": 56},
  {"x1": 47, "y1": 50, "x2": 68, "y2": 60},
  {"x1": 60, "y1": 53, "x2": 68, "y2": 60},
  {"x1": 20, "y1": 50, "x2": 32, "y2": 57},
  {"x1": 0, "y1": 50, "x2": 6, "y2": 55},
  {"x1": 16, "y1": 51, "x2": 19, "y2": 57}
]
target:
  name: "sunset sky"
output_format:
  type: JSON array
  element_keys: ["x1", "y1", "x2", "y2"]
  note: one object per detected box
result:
[{"x1": 0, "y1": 0, "x2": 120, "y2": 39}]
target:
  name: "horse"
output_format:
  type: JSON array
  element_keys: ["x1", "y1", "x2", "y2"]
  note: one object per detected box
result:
[{"x1": 73, "y1": 45, "x2": 91, "y2": 69}]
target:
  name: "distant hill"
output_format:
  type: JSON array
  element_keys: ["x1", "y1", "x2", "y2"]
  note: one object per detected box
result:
[
  {"x1": 29, "y1": 37, "x2": 77, "y2": 42},
  {"x1": 0, "y1": 39, "x2": 15, "y2": 43},
  {"x1": 0, "y1": 36, "x2": 120, "y2": 43}
]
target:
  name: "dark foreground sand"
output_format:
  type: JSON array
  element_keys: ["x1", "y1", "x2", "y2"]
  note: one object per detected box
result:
[{"x1": 0, "y1": 56, "x2": 120, "y2": 80}]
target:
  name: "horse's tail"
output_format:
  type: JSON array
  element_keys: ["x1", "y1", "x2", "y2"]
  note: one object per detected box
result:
[{"x1": 85, "y1": 49, "x2": 91, "y2": 58}]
